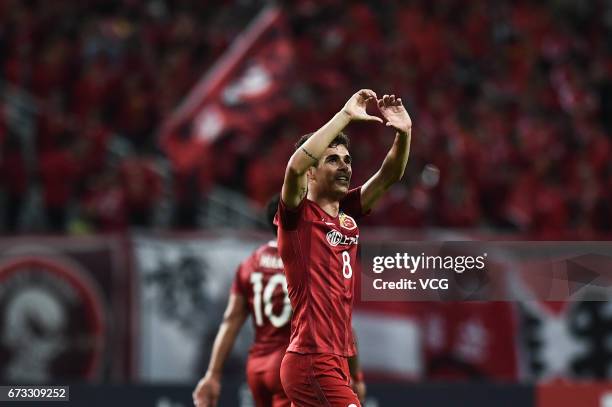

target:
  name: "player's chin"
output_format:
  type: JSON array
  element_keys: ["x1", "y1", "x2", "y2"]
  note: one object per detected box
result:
[{"x1": 332, "y1": 181, "x2": 350, "y2": 197}]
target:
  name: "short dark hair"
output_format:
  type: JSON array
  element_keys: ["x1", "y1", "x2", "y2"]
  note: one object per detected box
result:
[
  {"x1": 294, "y1": 131, "x2": 350, "y2": 151},
  {"x1": 265, "y1": 194, "x2": 280, "y2": 236}
]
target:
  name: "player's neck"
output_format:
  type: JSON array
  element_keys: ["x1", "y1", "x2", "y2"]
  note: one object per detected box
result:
[{"x1": 308, "y1": 192, "x2": 340, "y2": 217}]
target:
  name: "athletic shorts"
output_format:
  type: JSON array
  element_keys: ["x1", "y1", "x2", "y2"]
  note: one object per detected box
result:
[
  {"x1": 280, "y1": 352, "x2": 361, "y2": 407},
  {"x1": 246, "y1": 348, "x2": 291, "y2": 407}
]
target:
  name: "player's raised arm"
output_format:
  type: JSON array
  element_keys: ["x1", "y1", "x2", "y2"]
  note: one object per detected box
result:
[
  {"x1": 361, "y1": 94, "x2": 412, "y2": 212},
  {"x1": 193, "y1": 294, "x2": 248, "y2": 407},
  {"x1": 282, "y1": 89, "x2": 382, "y2": 208}
]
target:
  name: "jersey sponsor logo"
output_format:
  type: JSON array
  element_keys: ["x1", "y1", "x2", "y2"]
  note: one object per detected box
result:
[
  {"x1": 339, "y1": 212, "x2": 357, "y2": 231},
  {"x1": 258, "y1": 254, "x2": 283, "y2": 269},
  {"x1": 326, "y1": 229, "x2": 359, "y2": 247}
]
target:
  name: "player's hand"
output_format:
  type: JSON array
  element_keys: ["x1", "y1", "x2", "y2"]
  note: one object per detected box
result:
[
  {"x1": 342, "y1": 89, "x2": 384, "y2": 123},
  {"x1": 377, "y1": 94, "x2": 412, "y2": 134},
  {"x1": 193, "y1": 373, "x2": 221, "y2": 407},
  {"x1": 352, "y1": 379, "x2": 367, "y2": 403}
]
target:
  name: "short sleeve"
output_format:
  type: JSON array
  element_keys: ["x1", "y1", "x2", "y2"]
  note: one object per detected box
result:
[
  {"x1": 340, "y1": 187, "x2": 370, "y2": 219},
  {"x1": 230, "y1": 262, "x2": 247, "y2": 296},
  {"x1": 275, "y1": 196, "x2": 306, "y2": 231}
]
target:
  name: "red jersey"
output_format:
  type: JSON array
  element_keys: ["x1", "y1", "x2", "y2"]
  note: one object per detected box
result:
[
  {"x1": 277, "y1": 187, "x2": 366, "y2": 356},
  {"x1": 232, "y1": 241, "x2": 291, "y2": 356}
]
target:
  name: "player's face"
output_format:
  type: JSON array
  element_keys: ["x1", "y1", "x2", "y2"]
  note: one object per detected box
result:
[{"x1": 311, "y1": 144, "x2": 352, "y2": 199}]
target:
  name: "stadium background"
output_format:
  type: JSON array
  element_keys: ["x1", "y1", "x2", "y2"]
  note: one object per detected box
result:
[{"x1": 1, "y1": 0, "x2": 611, "y2": 405}]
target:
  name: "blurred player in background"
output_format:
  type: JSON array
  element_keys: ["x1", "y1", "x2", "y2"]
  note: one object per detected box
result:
[
  {"x1": 277, "y1": 89, "x2": 411, "y2": 406},
  {"x1": 193, "y1": 196, "x2": 291, "y2": 407}
]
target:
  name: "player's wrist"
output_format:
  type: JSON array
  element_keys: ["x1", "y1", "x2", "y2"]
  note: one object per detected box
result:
[
  {"x1": 205, "y1": 370, "x2": 222, "y2": 380},
  {"x1": 338, "y1": 108, "x2": 353, "y2": 122},
  {"x1": 392, "y1": 123, "x2": 411, "y2": 136}
]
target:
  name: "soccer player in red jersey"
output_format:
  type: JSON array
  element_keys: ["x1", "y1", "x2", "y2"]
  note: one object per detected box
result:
[
  {"x1": 193, "y1": 197, "x2": 292, "y2": 407},
  {"x1": 277, "y1": 89, "x2": 412, "y2": 406}
]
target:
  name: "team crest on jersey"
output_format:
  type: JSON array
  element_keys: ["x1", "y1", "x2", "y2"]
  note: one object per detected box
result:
[{"x1": 339, "y1": 212, "x2": 357, "y2": 230}]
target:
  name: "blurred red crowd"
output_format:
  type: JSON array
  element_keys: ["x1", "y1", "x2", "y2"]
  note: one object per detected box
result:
[
  {"x1": 0, "y1": 0, "x2": 255, "y2": 231},
  {"x1": 1, "y1": 0, "x2": 611, "y2": 237}
]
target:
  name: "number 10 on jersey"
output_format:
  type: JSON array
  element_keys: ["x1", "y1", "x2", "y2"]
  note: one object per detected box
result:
[{"x1": 250, "y1": 272, "x2": 291, "y2": 327}]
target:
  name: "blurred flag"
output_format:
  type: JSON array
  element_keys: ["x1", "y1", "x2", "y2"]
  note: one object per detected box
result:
[{"x1": 159, "y1": 5, "x2": 294, "y2": 174}]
